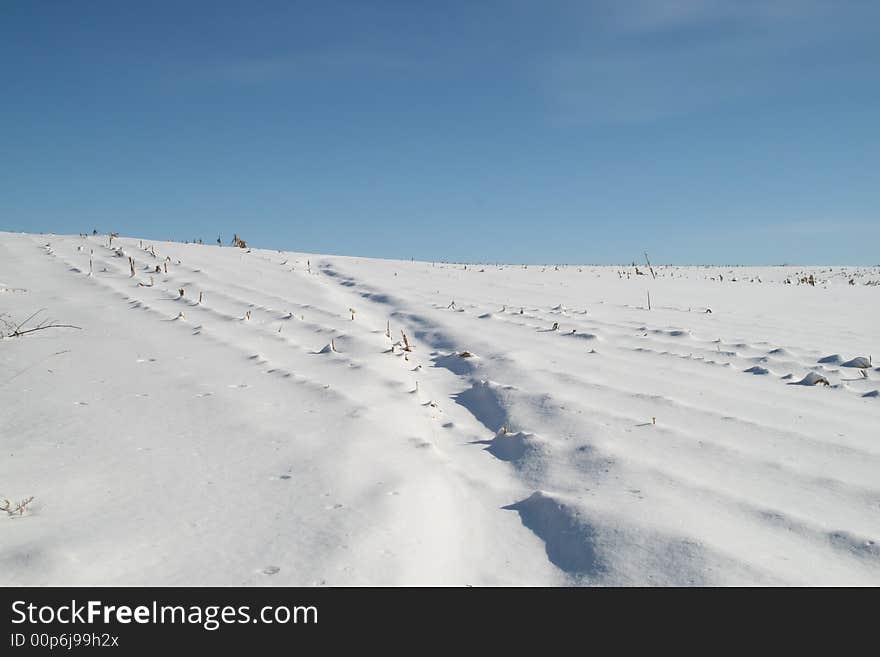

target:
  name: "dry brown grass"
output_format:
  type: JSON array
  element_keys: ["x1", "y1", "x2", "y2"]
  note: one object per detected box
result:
[{"x1": 2, "y1": 496, "x2": 34, "y2": 517}]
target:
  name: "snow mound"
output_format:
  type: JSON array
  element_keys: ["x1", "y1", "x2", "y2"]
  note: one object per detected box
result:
[
  {"x1": 651, "y1": 329, "x2": 689, "y2": 337},
  {"x1": 818, "y1": 354, "x2": 842, "y2": 364},
  {"x1": 486, "y1": 431, "x2": 543, "y2": 462},
  {"x1": 503, "y1": 492, "x2": 603, "y2": 577},
  {"x1": 842, "y1": 356, "x2": 872, "y2": 369},
  {"x1": 743, "y1": 366, "x2": 770, "y2": 375},
  {"x1": 564, "y1": 331, "x2": 599, "y2": 341},
  {"x1": 433, "y1": 351, "x2": 479, "y2": 376},
  {"x1": 792, "y1": 372, "x2": 830, "y2": 386},
  {"x1": 453, "y1": 380, "x2": 513, "y2": 433}
]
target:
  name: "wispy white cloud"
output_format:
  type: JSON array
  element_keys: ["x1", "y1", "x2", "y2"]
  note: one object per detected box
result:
[
  {"x1": 594, "y1": 0, "x2": 828, "y2": 34},
  {"x1": 536, "y1": 0, "x2": 876, "y2": 125},
  {"x1": 701, "y1": 219, "x2": 880, "y2": 251},
  {"x1": 205, "y1": 48, "x2": 416, "y2": 85},
  {"x1": 757, "y1": 219, "x2": 880, "y2": 236},
  {"x1": 598, "y1": 0, "x2": 741, "y2": 34}
]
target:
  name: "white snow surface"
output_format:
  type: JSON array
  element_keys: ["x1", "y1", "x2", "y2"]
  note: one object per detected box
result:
[{"x1": 1, "y1": 231, "x2": 879, "y2": 586}]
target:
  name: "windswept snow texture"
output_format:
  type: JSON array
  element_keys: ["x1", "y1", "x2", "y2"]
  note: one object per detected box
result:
[{"x1": 1, "y1": 232, "x2": 879, "y2": 586}]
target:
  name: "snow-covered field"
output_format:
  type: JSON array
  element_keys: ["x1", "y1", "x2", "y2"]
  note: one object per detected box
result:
[{"x1": 2, "y1": 231, "x2": 879, "y2": 586}]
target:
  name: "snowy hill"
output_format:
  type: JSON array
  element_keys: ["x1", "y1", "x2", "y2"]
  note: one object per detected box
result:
[{"x1": 1, "y1": 231, "x2": 879, "y2": 585}]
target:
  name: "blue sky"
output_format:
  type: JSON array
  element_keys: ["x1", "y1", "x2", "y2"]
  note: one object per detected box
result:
[{"x1": 2, "y1": 1, "x2": 878, "y2": 264}]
